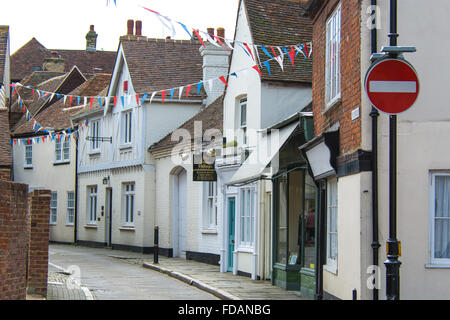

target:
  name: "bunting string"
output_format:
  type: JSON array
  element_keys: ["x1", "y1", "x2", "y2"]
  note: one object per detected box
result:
[{"x1": 11, "y1": 37, "x2": 311, "y2": 113}]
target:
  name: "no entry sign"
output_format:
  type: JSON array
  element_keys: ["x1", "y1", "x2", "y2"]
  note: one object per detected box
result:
[{"x1": 365, "y1": 58, "x2": 419, "y2": 114}]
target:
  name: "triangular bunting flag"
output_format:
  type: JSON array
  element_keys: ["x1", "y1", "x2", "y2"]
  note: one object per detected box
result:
[
  {"x1": 186, "y1": 85, "x2": 192, "y2": 98},
  {"x1": 252, "y1": 65, "x2": 262, "y2": 77},
  {"x1": 219, "y1": 76, "x2": 228, "y2": 87}
]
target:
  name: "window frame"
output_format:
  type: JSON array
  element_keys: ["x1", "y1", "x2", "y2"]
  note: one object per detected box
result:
[
  {"x1": 55, "y1": 136, "x2": 70, "y2": 163},
  {"x1": 24, "y1": 140, "x2": 33, "y2": 168},
  {"x1": 325, "y1": 177, "x2": 338, "y2": 273},
  {"x1": 50, "y1": 192, "x2": 58, "y2": 225},
  {"x1": 238, "y1": 186, "x2": 256, "y2": 249},
  {"x1": 429, "y1": 172, "x2": 450, "y2": 266},
  {"x1": 66, "y1": 191, "x2": 75, "y2": 226},
  {"x1": 121, "y1": 110, "x2": 133, "y2": 146},
  {"x1": 88, "y1": 186, "x2": 98, "y2": 225},
  {"x1": 90, "y1": 119, "x2": 101, "y2": 153},
  {"x1": 204, "y1": 181, "x2": 218, "y2": 231},
  {"x1": 239, "y1": 98, "x2": 248, "y2": 146},
  {"x1": 325, "y1": 3, "x2": 342, "y2": 109},
  {"x1": 123, "y1": 182, "x2": 135, "y2": 227}
]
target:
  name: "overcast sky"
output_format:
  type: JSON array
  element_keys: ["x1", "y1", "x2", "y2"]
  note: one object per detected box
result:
[{"x1": 3, "y1": 0, "x2": 239, "y2": 54}]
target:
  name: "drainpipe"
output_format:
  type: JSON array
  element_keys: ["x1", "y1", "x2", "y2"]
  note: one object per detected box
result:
[
  {"x1": 74, "y1": 130, "x2": 79, "y2": 244},
  {"x1": 369, "y1": 0, "x2": 381, "y2": 301}
]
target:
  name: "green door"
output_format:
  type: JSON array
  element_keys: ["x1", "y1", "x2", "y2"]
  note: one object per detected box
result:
[{"x1": 227, "y1": 197, "x2": 236, "y2": 272}]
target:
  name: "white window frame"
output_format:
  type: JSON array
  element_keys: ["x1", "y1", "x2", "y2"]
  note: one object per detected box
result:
[
  {"x1": 429, "y1": 172, "x2": 450, "y2": 266},
  {"x1": 325, "y1": 177, "x2": 338, "y2": 273},
  {"x1": 90, "y1": 119, "x2": 101, "y2": 153},
  {"x1": 66, "y1": 191, "x2": 75, "y2": 226},
  {"x1": 24, "y1": 140, "x2": 32, "y2": 168},
  {"x1": 88, "y1": 186, "x2": 98, "y2": 225},
  {"x1": 238, "y1": 186, "x2": 256, "y2": 249},
  {"x1": 203, "y1": 181, "x2": 218, "y2": 231},
  {"x1": 239, "y1": 98, "x2": 247, "y2": 146},
  {"x1": 121, "y1": 111, "x2": 133, "y2": 146},
  {"x1": 325, "y1": 3, "x2": 341, "y2": 109},
  {"x1": 55, "y1": 136, "x2": 70, "y2": 163},
  {"x1": 50, "y1": 192, "x2": 57, "y2": 225},
  {"x1": 123, "y1": 183, "x2": 135, "y2": 227}
]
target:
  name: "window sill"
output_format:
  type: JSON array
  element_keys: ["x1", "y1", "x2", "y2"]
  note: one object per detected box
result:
[
  {"x1": 323, "y1": 96, "x2": 342, "y2": 115},
  {"x1": 88, "y1": 150, "x2": 100, "y2": 157},
  {"x1": 119, "y1": 144, "x2": 132, "y2": 151},
  {"x1": 53, "y1": 161, "x2": 70, "y2": 166},
  {"x1": 119, "y1": 226, "x2": 135, "y2": 231},
  {"x1": 84, "y1": 224, "x2": 98, "y2": 229},
  {"x1": 49, "y1": 223, "x2": 57, "y2": 226},
  {"x1": 24, "y1": 166, "x2": 33, "y2": 170},
  {"x1": 425, "y1": 263, "x2": 450, "y2": 269},
  {"x1": 324, "y1": 264, "x2": 338, "y2": 275},
  {"x1": 65, "y1": 223, "x2": 74, "y2": 227},
  {"x1": 236, "y1": 246, "x2": 254, "y2": 254},
  {"x1": 201, "y1": 229, "x2": 218, "y2": 235}
]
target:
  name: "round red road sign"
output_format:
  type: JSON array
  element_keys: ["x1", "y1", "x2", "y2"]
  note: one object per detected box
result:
[{"x1": 365, "y1": 58, "x2": 419, "y2": 115}]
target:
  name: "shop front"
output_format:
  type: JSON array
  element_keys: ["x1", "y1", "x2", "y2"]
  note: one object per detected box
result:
[{"x1": 271, "y1": 118, "x2": 317, "y2": 297}]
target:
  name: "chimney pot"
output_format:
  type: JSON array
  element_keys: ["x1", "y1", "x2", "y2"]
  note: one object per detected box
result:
[
  {"x1": 90, "y1": 25, "x2": 95, "y2": 31},
  {"x1": 127, "y1": 19, "x2": 134, "y2": 35},
  {"x1": 135, "y1": 20, "x2": 142, "y2": 36},
  {"x1": 86, "y1": 25, "x2": 98, "y2": 51},
  {"x1": 207, "y1": 28, "x2": 215, "y2": 38},
  {"x1": 51, "y1": 51, "x2": 58, "y2": 58},
  {"x1": 217, "y1": 27, "x2": 225, "y2": 39},
  {"x1": 166, "y1": 36, "x2": 171, "y2": 40}
]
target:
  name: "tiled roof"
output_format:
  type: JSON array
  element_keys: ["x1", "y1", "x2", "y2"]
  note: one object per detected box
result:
[
  {"x1": 243, "y1": 0, "x2": 312, "y2": 83},
  {"x1": 0, "y1": 26, "x2": 9, "y2": 84},
  {"x1": 0, "y1": 109, "x2": 11, "y2": 166},
  {"x1": 120, "y1": 37, "x2": 206, "y2": 99},
  {"x1": 12, "y1": 73, "x2": 110, "y2": 135},
  {"x1": 151, "y1": 95, "x2": 223, "y2": 151},
  {"x1": 11, "y1": 37, "x2": 116, "y2": 81},
  {"x1": 11, "y1": 68, "x2": 86, "y2": 134}
]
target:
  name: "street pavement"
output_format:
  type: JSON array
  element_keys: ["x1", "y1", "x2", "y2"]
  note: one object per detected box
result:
[
  {"x1": 48, "y1": 244, "x2": 217, "y2": 300},
  {"x1": 47, "y1": 243, "x2": 307, "y2": 300}
]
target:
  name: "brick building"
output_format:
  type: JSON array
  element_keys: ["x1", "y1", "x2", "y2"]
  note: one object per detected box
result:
[{"x1": 302, "y1": 0, "x2": 450, "y2": 300}]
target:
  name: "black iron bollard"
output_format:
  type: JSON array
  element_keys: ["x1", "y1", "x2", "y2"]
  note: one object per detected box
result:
[{"x1": 154, "y1": 225, "x2": 159, "y2": 264}]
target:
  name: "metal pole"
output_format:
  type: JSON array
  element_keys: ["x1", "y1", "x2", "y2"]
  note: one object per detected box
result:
[
  {"x1": 154, "y1": 225, "x2": 159, "y2": 264},
  {"x1": 384, "y1": 0, "x2": 401, "y2": 300}
]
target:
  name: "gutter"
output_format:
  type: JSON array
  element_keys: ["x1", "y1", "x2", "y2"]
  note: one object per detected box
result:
[{"x1": 74, "y1": 129, "x2": 79, "y2": 244}]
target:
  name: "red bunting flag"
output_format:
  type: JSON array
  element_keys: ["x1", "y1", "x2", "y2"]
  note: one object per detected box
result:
[
  {"x1": 270, "y1": 46, "x2": 277, "y2": 58},
  {"x1": 161, "y1": 90, "x2": 166, "y2": 104},
  {"x1": 90, "y1": 97, "x2": 94, "y2": 109},
  {"x1": 136, "y1": 94, "x2": 140, "y2": 106},
  {"x1": 193, "y1": 29, "x2": 206, "y2": 48},
  {"x1": 185, "y1": 85, "x2": 192, "y2": 98},
  {"x1": 214, "y1": 36, "x2": 231, "y2": 52},
  {"x1": 289, "y1": 46, "x2": 296, "y2": 67},
  {"x1": 219, "y1": 76, "x2": 228, "y2": 87},
  {"x1": 114, "y1": 96, "x2": 118, "y2": 108},
  {"x1": 252, "y1": 65, "x2": 262, "y2": 77},
  {"x1": 243, "y1": 43, "x2": 254, "y2": 61},
  {"x1": 69, "y1": 96, "x2": 73, "y2": 107},
  {"x1": 304, "y1": 43, "x2": 309, "y2": 58}
]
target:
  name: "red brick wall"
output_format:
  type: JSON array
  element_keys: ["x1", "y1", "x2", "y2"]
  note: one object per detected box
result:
[
  {"x1": 0, "y1": 167, "x2": 11, "y2": 181},
  {"x1": 0, "y1": 180, "x2": 30, "y2": 300},
  {"x1": 312, "y1": 0, "x2": 362, "y2": 155},
  {"x1": 27, "y1": 189, "x2": 51, "y2": 297}
]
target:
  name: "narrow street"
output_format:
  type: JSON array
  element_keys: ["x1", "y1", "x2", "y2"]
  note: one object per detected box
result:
[{"x1": 48, "y1": 244, "x2": 218, "y2": 300}]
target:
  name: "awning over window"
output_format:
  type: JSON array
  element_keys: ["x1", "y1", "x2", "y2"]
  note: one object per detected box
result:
[{"x1": 227, "y1": 121, "x2": 299, "y2": 186}]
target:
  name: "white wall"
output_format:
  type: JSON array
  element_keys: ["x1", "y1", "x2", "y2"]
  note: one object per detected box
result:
[
  {"x1": 360, "y1": 0, "x2": 450, "y2": 299},
  {"x1": 13, "y1": 136, "x2": 76, "y2": 243}
]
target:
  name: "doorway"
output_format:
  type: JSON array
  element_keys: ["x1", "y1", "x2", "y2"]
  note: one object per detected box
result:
[
  {"x1": 227, "y1": 197, "x2": 236, "y2": 272},
  {"x1": 173, "y1": 168, "x2": 187, "y2": 258}
]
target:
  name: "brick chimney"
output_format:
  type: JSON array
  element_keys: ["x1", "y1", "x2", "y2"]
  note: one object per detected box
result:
[
  {"x1": 135, "y1": 20, "x2": 142, "y2": 36},
  {"x1": 43, "y1": 51, "x2": 65, "y2": 73},
  {"x1": 199, "y1": 28, "x2": 230, "y2": 106},
  {"x1": 127, "y1": 19, "x2": 134, "y2": 35},
  {"x1": 217, "y1": 27, "x2": 225, "y2": 39},
  {"x1": 85, "y1": 25, "x2": 98, "y2": 51}
]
